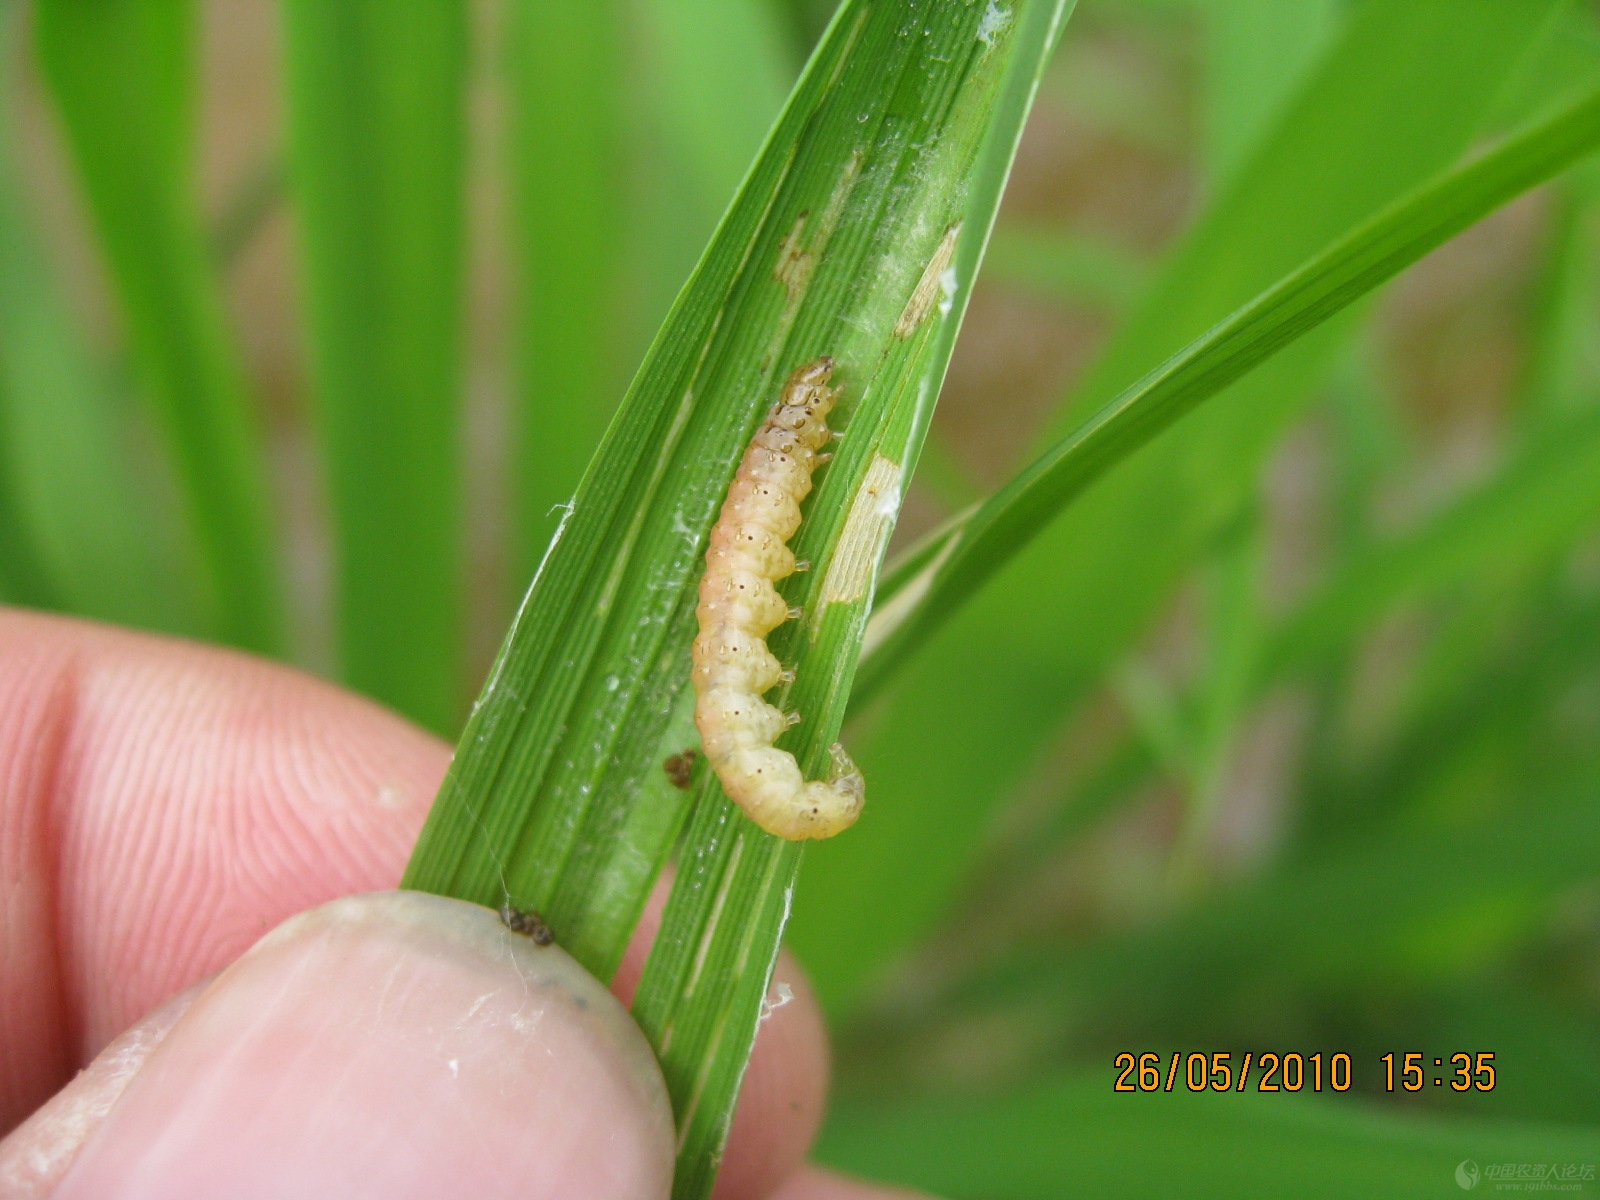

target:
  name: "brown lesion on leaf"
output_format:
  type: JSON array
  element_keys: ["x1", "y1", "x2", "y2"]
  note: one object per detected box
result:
[
  {"x1": 775, "y1": 213, "x2": 814, "y2": 300},
  {"x1": 770, "y1": 152, "x2": 863, "y2": 344},
  {"x1": 895, "y1": 221, "x2": 962, "y2": 338}
]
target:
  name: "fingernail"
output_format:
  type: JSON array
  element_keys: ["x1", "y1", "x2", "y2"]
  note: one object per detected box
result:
[
  {"x1": 0, "y1": 979, "x2": 205, "y2": 1198},
  {"x1": 47, "y1": 892, "x2": 674, "y2": 1200}
]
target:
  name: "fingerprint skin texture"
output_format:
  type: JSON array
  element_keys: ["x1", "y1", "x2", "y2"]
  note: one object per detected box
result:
[{"x1": 692, "y1": 356, "x2": 865, "y2": 840}]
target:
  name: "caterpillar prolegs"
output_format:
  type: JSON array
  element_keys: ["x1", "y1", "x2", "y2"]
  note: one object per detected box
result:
[{"x1": 691, "y1": 357, "x2": 865, "y2": 840}]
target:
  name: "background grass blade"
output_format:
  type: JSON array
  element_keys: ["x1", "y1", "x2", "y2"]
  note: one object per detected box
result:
[
  {"x1": 406, "y1": 3, "x2": 1074, "y2": 1194},
  {"x1": 893, "y1": 763, "x2": 1600, "y2": 1083},
  {"x1": 819, "y1": 1074, "x2": 1600, "y2": 1199},
  {"x1": 0, "y1": 0, "x2": 194, "y2": 630},
  {"x1": 33, "y1": 0, "x2": 279, "y2": 652},
  {"x1": 0, "y1": 180, "x2": 194, "y2": 630},
  {"x1": 860, "y1": 78, "x2": 1600, "y2": 697},
  {"x1": 790, "y1": 0, "x2": 1565, "y2": 1014},
  {"x1": 615, "y1": 1, "x2": 796, "y2": 405},
  {"x1": 1261, "y1": 401, "x2": 1600, "y2": 684},
  {"x1": 1201, "y1": 0, "x2": 1337, "y2": 190},
  {"x1": 282, "y1": 0, "x2": 468, "y2": 733},
  {"x1": 981, "y1": 223, "x2": 1150, "y2": 312},
  {"x1": 506, "y1": 0, "x2": 793, "y2": 583},
  {"x1": 505, "y1": 1, "x2": 624, "y2": 581},
  {"x1": 631, "y1": 0, "x2": 794, "y2": 221},
  {"x1": 0, "y1": 427, "x2": 54, "y2": 606}
]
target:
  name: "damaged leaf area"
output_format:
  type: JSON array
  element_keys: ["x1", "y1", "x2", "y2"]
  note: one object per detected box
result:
[
  {"x1": 820, "y1": 452, "x2": 903, "y2": 615},
  {"x1": 402, "y1": 2, "x2": 1075, "y2": 1196}
]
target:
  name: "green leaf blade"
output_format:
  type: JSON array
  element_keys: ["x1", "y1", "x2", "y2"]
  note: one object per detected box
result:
[
  {"x1": 820, "y1": 1075, "x2": 1600, "y2": 1199},
  {"x1": 33, "y1": 0, "x2": 280, "y2": 652},
  {"x1": 282, "y1": 0, "x2": 469, "y2": 732},
  {"x1": 407, "y1": 2, "x2": 1073, "y2": 1194}
]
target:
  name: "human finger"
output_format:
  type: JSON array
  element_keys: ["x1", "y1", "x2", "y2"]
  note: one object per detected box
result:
[
  {"x1": 0, "y1": 892, "x2": 675, "y2": 1200},
  {"x1": 0, "y1": 608, "x2": 838, "y2": 1196},
  {"x1": 0, "y1": 609, "x2": 449, "y2": 1128}
]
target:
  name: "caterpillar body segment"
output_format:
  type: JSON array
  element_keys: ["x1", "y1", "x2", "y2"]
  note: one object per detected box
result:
[{"x1": 691, "y1": 357, "x2": 865, "y2": 840}]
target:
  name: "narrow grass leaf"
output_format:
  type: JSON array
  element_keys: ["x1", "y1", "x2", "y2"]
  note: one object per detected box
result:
[
  {"x1": 1201, "y1": 0, "x2": 1338, "y2": 189},
  {"x1": 859, "y1": 78, "x2": 1600, "y2": 697},
  {"x1": 1293, "y1": 583, "x2": 1600, "y2": 849},
  {"x1": 282, "y1": 0, "x2": 469, "y2": 732},
  {"x1": 932, "y1": 768, "x2": 1600, "y2": 1054},
  {"x1": 634, "y1": 0, "x2": 793, "y2": 222},
  {"x1": 508, "y1": 1, "x2": 794, "y2": 581},
  {"x1": 33, "y1": 0, "x2": 280, "y2": 652},
  {"x1": 1262, "y1": 401, "x2": 1600, "y2": 684},
  {"x1": 629, "y1": 7, "x2": 1073, "y2": 1194},
  {"x1": 505, "y1": 0, "x2": 627, "y2": 578},
  {"x1": 209, "y1": 156, "x2": 285, "y2": 269},
  {"x1": 0, "y1": 1, "x2": 196, "y2": 629},
  {"x1": 819, "y1": 1075, "x2": 1600, "y2": 1199},
  {"x1": 791, "y1": 0, "x2": 1562, "y2": 1013},
  {"x1": 406, "y1": 3, "x2": 1073, "y2": 1195},
  {"x1": 608, "y1": 0, "x2": 797, "y2": 428},
  {"x1": 0, "y1": 433, "x2": 54, "y2": 606}
]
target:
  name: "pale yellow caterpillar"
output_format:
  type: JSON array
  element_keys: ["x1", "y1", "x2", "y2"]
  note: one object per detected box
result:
[{"x1": 692, "y1": 356, "x2": 864, "y2": 840}]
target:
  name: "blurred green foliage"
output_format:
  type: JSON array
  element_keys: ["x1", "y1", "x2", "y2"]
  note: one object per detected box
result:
[{"x1": 3, "y1": 0, "x2": 1599, "y2": 1194}]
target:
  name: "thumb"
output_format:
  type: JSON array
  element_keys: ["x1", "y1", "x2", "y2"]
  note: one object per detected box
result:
[{"x1": 0, "y1": 892, "x2": 675, "y2": 1200}]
